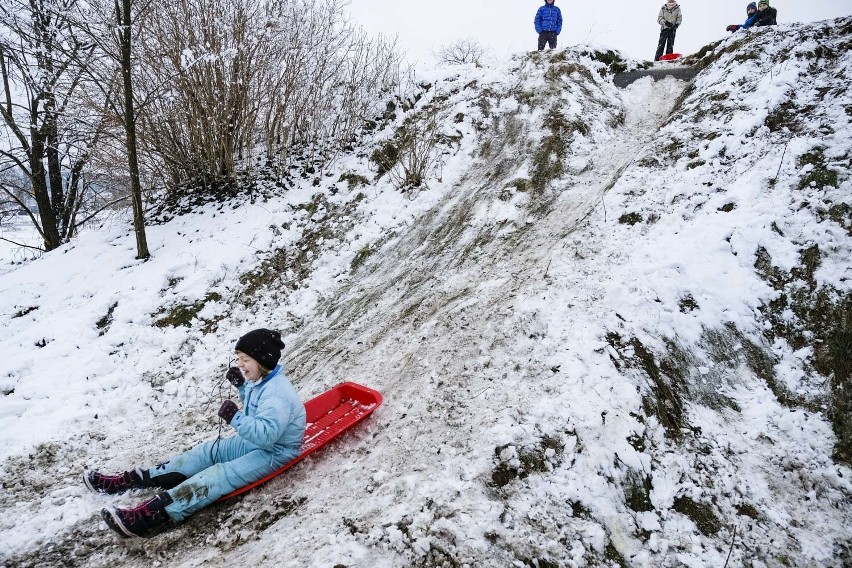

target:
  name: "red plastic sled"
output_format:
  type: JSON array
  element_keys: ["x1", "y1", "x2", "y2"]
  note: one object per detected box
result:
[
  {"x1": 659, "y1": 53, "x2": 682, "y2": 61},
  {"x1": 219, "y1": 381, "x2": 383, "y2": 501}
]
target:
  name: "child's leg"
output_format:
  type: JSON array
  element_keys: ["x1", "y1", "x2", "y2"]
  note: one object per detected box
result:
[
  {"x1": 655, "y1": 30, "x2": 667, "y2": 60},
  {"x1": 547, "y1": 32, "x2": 557, "y2": 49},
  {"x1": 666, "y1": 29, "x2": 676, "y2": 54},
  {"x1": 163, "y1": 443, "x2": 279, "y2": 521},
  {"x1": 141, "y1": 440, "x2": 215, "y2": 486},
  {"x1": 143, "y1": 437, "x2": 252, "y2": 488}
]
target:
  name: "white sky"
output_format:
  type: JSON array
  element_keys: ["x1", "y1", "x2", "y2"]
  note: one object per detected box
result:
[{"x1": 347, "y1": 0, "x2": 852, "y2": 66}]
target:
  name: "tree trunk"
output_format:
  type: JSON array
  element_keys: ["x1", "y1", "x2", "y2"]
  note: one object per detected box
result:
[
  {"x1": 30, "y1": 136, "x2": 62, "y2": 250},
  {"x1": 117, "y1": 0, "x2": 149, "y2": 260}
]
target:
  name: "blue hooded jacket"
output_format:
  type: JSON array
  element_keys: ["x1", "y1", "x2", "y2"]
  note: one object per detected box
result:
[
  {"x1": 231, "y1": 365, "x2": 306, "y2": 461},
  {"x1": 742, "y1": 2, "x2": 759, "y2": 29},
  {"x1": 535, "y1": 1, "x2": 562, "y2": 35}
]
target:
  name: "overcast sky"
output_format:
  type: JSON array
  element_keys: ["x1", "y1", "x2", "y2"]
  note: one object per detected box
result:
[{"x1": 347, "y1": 0, "x2": 852, "y2": 67}]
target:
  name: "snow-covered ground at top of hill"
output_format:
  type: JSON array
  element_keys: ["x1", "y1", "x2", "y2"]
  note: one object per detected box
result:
[{"x1": 1, "y1": 16, "x2": 851, "y2": 568}]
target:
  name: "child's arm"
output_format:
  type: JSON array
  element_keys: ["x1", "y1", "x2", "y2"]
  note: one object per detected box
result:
[{"x1": 230, "y1": 389, "x2": 289, "y2": 450}]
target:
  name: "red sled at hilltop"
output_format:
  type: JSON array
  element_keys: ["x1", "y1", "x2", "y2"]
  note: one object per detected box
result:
[
  {"x1": 219, "y1": 381, "x2": 383, "y2": 501},
  {"x1": 658, "y1": 53, "x2": 682, "y2": 61}
]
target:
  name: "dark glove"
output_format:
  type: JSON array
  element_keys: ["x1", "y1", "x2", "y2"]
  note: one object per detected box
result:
[
  {"x1": 218, "y1": 400, "x2": 239, "y2": 423},
  {"x1": 726, "y1": 24, "x2": 740, "y2": 32},
  {"x1": 226, "y1": 366, "x2": 244, "y2": 388}
]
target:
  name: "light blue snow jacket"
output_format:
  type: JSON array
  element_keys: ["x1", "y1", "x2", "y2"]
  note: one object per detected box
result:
[
  {"x1": 535, "y1": 2, "x2": 562, "y2": 35},
  {"x1": 231, "y1": 365, "x2": 306, "y2": 461}
]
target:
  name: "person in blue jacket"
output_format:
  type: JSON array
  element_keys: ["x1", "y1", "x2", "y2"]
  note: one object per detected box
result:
[
  {"x1": 84, "y1": 328, "x2": 306, "y2": 538},
  {"x1": 725, "y1": 2, "x2": 759, "y2": 33},
  {"x1": 534, "y1": 0, "x2": 562, "y2": 51}
]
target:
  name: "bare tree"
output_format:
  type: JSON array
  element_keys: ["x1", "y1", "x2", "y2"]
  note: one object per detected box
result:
[
  {"x1": 67, "y1": 0, "x2": 154, "y2": 259},
  {"x1": 113, "y1": 0, "x2": 150, "y2": 258},
  {"x1": 436, "y1": 39, "x2": 486, "y2": 67},
  {"x1": 0, "y1": 0, "x2": 103, "y2": 251}
]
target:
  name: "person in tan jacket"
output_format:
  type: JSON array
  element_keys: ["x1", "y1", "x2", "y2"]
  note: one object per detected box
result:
[{"x1": 655, "y1": 0, "x2": 682, "y2": 61}]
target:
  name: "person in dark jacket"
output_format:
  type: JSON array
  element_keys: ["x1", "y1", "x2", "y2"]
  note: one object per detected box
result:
[
  {"x1": 84, "y1": 329, "x2": 306, "y2": 538},
  {"x1": 654, "y1": 0, "x2": 682, "y2": 61},
  {"x1": 534, "y1": 0, "x2": 563, "y2": 51},
  {"x1": 726, "y1": 2, "x2": 759, "y2": 32},
  {"x1": 754, "y1": 0, "x2": 777, "y2": 26}
]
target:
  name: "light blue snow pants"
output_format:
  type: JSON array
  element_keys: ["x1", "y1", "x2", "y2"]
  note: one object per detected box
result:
[{"x1": 146, "y1": 436, "x2": 298, "y2": 521}]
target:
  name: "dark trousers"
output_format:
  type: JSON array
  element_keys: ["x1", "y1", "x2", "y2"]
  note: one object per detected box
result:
[
  {"x1": 655, "y1": 28, "x2": 676, "y2": 60},
  {"x1": 538, "y1": 31, "x2": 557, "y2": 51}
]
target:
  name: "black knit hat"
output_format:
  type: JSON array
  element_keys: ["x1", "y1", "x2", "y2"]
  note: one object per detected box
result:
[{"x1": 235, "y1": 329, "x2": 285, "y2": 370}]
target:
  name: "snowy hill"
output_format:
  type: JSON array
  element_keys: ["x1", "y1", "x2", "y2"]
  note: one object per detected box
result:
[{"x1": 2, "y1": 17, "x2": 851, "y2": 568}]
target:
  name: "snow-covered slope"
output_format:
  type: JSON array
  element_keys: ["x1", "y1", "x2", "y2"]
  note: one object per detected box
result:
[{"x1": 1, "y1": 17, "x2": 851, "y2": 568}]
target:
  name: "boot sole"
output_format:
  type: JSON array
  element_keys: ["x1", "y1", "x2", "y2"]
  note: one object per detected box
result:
[
  {"x1": 83, "y1": 472, "x2": 97, "y2": 493},
  {"x1": 101, "y1": 508, "x2": 136, "y2": 538},
  {"x1": 83, "y1": 471, "x2": 106, "y2": 493}
]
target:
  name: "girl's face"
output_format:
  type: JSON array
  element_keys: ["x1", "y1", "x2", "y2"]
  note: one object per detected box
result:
[{"x1": 234, "y1": 351, "x2": 264, "y2": 382}]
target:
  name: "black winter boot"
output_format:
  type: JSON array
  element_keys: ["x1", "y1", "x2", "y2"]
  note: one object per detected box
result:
[
  {"x1": 84, "y1": 468, "x2": 145, "y2": 494},
  {"x1": 101, "y1": 491, "x2": 173, "y2": 538}
]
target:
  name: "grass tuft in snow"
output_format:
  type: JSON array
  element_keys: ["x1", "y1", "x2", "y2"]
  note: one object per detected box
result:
[
  {"x1": 490, "y1": 435, "x2": 564, "y2": 488},
  {"x1": 797, "y1": 147, "x2": 840, "y2": 190},
  {"x1": 817, "y1": 293, "x2": 852, "y2": 464},
  {"x1": 370, "y1": 140, "x2": 399, "y2": 177},
  {"x1": 678, "y1": 294, "x2": 699, "y2": 313},
  {"x1": 350, "y1": 245, "x2": 374, "y2": 273},
  {"x1": 606, "y1": 332, "x2": 689, "y2": 440},
  {"x1": 96, "y1": 302, "x2": 117, "y2": 335},
  {"x1": 154, "y1": 292, "x2": 223, "y2": 331},
  {"x1": 530, "y1": 106, "x2": 588, "y2": 194},
  {"x1": 338, "y1": 172, "x2": 370, "y2": 190},
  {"x1": 238, "y1": 194, "x2": 360, "y2": 301},
  {"x1": 12, "y1": 306, "x2": 38, "y2": 318},
  {"x1": 672, "y1": 496, "x2": 722, "y2": 536},
  {"x1": 817, "y1": 202, "x2": 852, "y2": 236},
  {"x1": 604, "y1": 543, "x2": 629, "y2": 568},
  {"x1": 240, "y1": 248, "x2": 290, "y2": 298},
  {"x1": 754, "y1": 244, "x2": 852, "y2": 463},
  {"x1": 765, "y1": 101, "x2": 817, "y2": 134},
  {"x1": 735, "y1": 502, "x2": 760, "y2": 520},
  {"x1": 586, "y1": 48, "x2": 629, "y2": 75},
  {"x1": 618, "y1": 212, "x2": 643, "y2": 225},
  {"x1": 623, "y1": 468, "x2": 653, "y2": 513},
  {"x1": 543, "y1": 61, "x2": 593, "y2": 83},
  {"x1": 637, "y1": 339, "x2": 688, "y2": 439}
]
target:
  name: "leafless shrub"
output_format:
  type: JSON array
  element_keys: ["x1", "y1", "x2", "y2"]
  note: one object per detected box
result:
[
  {"x1": 135, "y1": 0, "x2": 403, "y2": 196},
  {"x1": 390, "y1": 115, "x2": 444, "y2": 189},
  {"x1": 436, "y1": 38, "x2": 486, "y2": 67},
  {"x1": 371, "y1": 97, "x2": 449, "y2": 191}
]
